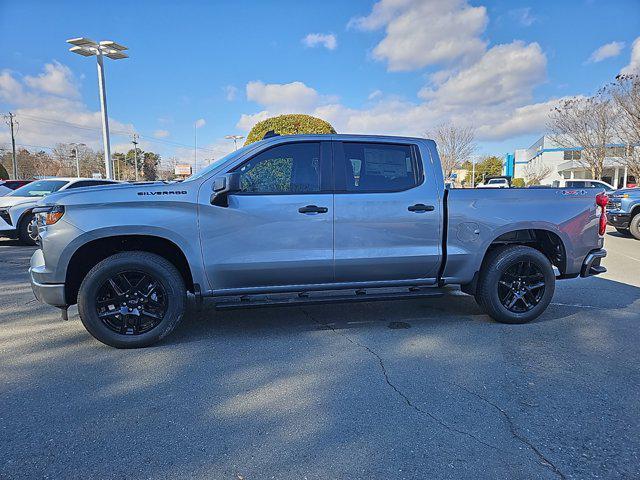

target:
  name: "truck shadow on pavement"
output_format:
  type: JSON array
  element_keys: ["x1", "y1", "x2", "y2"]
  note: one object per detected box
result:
[{"x1": 167, "y1": 274, "x2": 640, "y2": 344}]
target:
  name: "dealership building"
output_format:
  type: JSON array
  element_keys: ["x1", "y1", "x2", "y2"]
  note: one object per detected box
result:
[{"x1": 505, "y1": 135, "x2": 637, "y2": 188}]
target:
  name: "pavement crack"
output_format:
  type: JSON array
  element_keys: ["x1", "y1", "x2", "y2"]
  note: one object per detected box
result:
[
  {"x1": 303, "y1": 309, "x2": 500, "y2": 452},
  {"x1": 450, "y1": 382, "x2": 566, "y2": 480}
]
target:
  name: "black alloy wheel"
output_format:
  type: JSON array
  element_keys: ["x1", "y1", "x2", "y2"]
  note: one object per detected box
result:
[
  {"x1": 497, "y1": 261, "x2": 545, "y2": 313},
  {"x1": 95, "y1": 270, "x2": 168, "y2": 335}
]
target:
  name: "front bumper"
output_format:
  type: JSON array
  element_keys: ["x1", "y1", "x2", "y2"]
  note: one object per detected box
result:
[
  {"x1": 580, "y1": 249, "x2": 607, "y2": 277},
  {"x1": 607, "y1": 213, "x2": 630, "y2": 229},
  {"x1": 29, "y1": 249, "x2": 67, "y2": 306}
]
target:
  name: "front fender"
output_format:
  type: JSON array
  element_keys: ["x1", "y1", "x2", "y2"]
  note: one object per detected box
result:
[{"x1": 49, "y1": 225, "x2": 206, "y2": 288}]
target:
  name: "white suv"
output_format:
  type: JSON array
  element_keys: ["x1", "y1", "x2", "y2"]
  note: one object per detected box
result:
[{"x1": 0, "y1": 178, "x2": 119, "y2": 244}]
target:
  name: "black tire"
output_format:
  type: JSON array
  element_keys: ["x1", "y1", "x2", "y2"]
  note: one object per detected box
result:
[
  {"x1": 615, "y1": 227, "x2": 631, "y2": 237},
  {"x1": 476, "y1": 245, "x2": 555, "y2": 324},
  {"x1": 77, "y1": 251, "x2": 186, "y2": 348},
  {"x1": 629, "y1": 213, "x2": 640, "y2": 240},
  {"x1": 18, "y1": 213, "x2": 38, "y2": 245}
]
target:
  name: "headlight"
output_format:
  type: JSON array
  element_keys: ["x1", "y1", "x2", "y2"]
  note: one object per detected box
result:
[{"x1": 33, "y1": 205, "x2": 65, "y2": 225}]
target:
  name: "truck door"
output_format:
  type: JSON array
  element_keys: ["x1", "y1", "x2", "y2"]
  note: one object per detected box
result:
[
  {"x1": 333, "y1": 140, "x2": 442, "y2": 283},
  {"x1": 198, "y1": 141, "x2": 334, "y2": 291}
]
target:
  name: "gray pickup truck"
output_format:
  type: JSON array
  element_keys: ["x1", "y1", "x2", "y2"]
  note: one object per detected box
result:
[
  {"x1": 30, "y1": 134, "x2": 608, "y2": 348},
  {"x1": 607, "y1": 187, "x2": 640, "y2": 239}
]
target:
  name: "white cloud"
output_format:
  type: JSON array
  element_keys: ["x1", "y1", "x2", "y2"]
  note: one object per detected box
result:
[
  {"x1": 153, "y1": 129, "x2": 170, "y2": 138},
  {"x1": 246, "y1": 80, "x2": 322, "y2": 111},
  {"x1": 588, "y1": 41, "x2": 625, "y2": 63},
  {"x1": 621, "y1": 37, "x2": 640, "y2": 74},
  {"x1": 23, "y1": 61, "x2": 80, "y2": 98},
  {"x1": 224, "y1": 85, "x2": 238, "y2": 101},
  {"x1": 0, "y1": 63, "x2": 133, "y2": 151},
  {"x1": 349, "y1": 0, "x2": 488, "y2": 71},
  {"x1": 419, "y1": 41, "x2": 547, "y2": 107},
  {"x1": 236, "y1": 39, "x2": 550, "y2": 142},
  {"x1": 302, "y1": 33, "x2": 337, "y2": 50},
  {"x1": 508, "y1": 7, "x2": 536, "y2": 27},
  {"x1": 194, "y1": 118, "x2": 206, "y2": 128}
]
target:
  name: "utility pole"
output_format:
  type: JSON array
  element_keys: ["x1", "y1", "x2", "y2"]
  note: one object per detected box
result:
[
  {"x1": 132, "y1": 133, "x2": 139, "y2": 181},
  {"x1": 4, "y1": 112, "x2": 18, "y2": 179},
  {"x1": 73, "y1": 146, "x2": 80, "y2": 177}
]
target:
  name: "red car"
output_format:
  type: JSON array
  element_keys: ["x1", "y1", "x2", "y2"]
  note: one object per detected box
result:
[{"x1": 0, "y1": 180, "x2": 32, "y2": 196}]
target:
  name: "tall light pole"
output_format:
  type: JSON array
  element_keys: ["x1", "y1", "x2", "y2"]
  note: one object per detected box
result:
[
  {"x1": 225, "y1": 135, "x2": 244, "y2": 151},
  {"x1": 66, "y1": 37, "x2": 129, "y2": 179}
]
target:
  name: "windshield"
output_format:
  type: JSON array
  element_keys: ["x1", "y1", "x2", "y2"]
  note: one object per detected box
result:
[
  {"x1": 186, "y1": 143, "x2": 258, "y2": 181},
  {"x1": 8, "y1": 180, "x2": 67, "y2": 197}
]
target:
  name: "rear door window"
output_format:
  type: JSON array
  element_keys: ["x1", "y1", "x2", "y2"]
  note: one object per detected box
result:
[{"x1": 336, "y1": 142, "x2": 422, "y2": 192}]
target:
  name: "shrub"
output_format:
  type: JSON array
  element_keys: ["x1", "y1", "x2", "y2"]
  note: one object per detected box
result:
[
  {"x1": 244, "y1": 114, "x2": 336, "y2": 145},
  {"x1": 512, "y1": 177, "x2": 525, "y2": 188},
  {"x1": 0, "y1": 163, "x2": 8, "y2": 180}
]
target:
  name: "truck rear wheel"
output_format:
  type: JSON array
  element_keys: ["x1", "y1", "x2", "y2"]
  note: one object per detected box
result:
[
  {"x1": 77, "y1": 251, "x2": 186, "y2": 348},
  {"x1": 629, "y1": 213, "x2": 640, "y2": 240},
  {"x1": 475, "y1": 245, "x2": 555, "y2": 324}
]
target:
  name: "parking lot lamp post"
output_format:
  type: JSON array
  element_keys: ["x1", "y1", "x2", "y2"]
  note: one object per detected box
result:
[
  {"x1": 66, "y1": 38, "x2": 129, "y2": 180},
  {"x1": 225, "y1": 135, "x2": 244, "y2": 151}
]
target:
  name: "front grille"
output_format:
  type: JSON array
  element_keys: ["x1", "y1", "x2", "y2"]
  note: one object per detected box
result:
[
  {"x1": 0, "y1": 209, "x2": 11, "y2": 226},
  {"x1": 606, "y1": 201, "x2": 622, "y2": 211}
]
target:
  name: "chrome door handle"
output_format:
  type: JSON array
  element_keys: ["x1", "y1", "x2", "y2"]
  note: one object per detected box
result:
[
  {"x1": 298, "y1": 205, "x2": 328, "y2": 214},
  {"x1": 408, "y1": 204, "x2": 435, "y2": 212}
]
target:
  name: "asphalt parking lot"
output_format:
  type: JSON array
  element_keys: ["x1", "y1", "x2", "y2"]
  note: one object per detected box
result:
[{"x1": 1, "y1": 229, "x2": 639, "y2": 480}]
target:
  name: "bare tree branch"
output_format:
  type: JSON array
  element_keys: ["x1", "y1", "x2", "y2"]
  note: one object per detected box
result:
[
  {"x1": 428, "y1": 123, "x2": 476, "y2": 178},
  {"x1": 547, "y1": 90, "x2": 617, "y2": 180}
]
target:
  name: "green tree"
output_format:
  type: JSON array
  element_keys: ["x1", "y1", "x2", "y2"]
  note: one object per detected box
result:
[
  {"x1": 142, "y1": 151, "x2": 160, "y2": 180},
  {"x1": 512, "y1": 177, "x2": 526, "y2": 188},
  {"x1": 462, "y1": 156, "x2": 504, "y2": 186},
  {"x1": 244, "y1": 114, "x2": 336, "y2": 145},
  {"x1": 0, "y1": 162, "x2": 8, "y2": 180}
]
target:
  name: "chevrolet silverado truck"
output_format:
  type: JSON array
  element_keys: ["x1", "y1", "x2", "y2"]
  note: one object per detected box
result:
[
  {"x1": 29, "y1": 134, "x2": 608, "y2": 348},
  {"x1": 607, "y1": 187, "x2": 640, "y2": 239}
]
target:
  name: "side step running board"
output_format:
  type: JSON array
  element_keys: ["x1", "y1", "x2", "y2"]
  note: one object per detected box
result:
[{"x1": 213, "y1": 288, "x2": 445, "y2": 311}]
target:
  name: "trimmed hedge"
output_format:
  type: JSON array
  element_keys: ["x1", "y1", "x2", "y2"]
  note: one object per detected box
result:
[
  {"x1": 244, "y1": 114, "x2": 336, "y2": 145},
  {"x1": 512, "y1": 177, "x2": 525, "y2": 188}
]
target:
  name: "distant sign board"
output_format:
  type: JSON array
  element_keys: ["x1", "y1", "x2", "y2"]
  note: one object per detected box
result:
[{"x1": 174, "y1": 164, "x2": 192, "y2": 176}]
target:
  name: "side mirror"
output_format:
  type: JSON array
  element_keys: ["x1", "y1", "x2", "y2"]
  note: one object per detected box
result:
[{"x1": 211, "y1": 172, "x2": 240, "y2": 206}]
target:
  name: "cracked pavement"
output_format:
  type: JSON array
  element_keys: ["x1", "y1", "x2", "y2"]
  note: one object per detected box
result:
[{"x1": 1, "y1": 228, "x2": 639, "y2": 479}]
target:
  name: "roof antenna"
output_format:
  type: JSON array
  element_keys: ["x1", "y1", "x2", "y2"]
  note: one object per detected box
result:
[{"x1": 263, "y1": 130, "x2": 279, "y2": 140}]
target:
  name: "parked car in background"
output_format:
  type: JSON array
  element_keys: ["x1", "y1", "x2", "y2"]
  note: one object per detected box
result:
[
  {"x1": 0, "y1": 178, "x2": 120, "y2": 245},
  {"x1": 607, "y1": 187, "x2": 640, "y2": 239},
  {"x1": 477, "y1": 177, "x2": 510, "y2": 188},
  {"x1": 0, "y1": 180, "x2": 32, "y2": 196},
  {"x1": 564, "y1": 179, "x2": 615, "y2": 192},
  {"x1": 30, "y1": 134, "x2": 607, "y2": 348}
]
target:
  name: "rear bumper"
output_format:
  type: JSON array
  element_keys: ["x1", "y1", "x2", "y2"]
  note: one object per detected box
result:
[
  {"x1": 580, "y1": 249, "x2": 607, "y2": 277},
  {"x1": 30, "y1": 249, "x2": 67, "y2": 307},
  {"x1": 607, "y1": 213, "x2": 630, "y2": 229}
]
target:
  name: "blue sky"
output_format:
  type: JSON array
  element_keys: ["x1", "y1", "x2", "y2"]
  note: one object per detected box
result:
[{"x1": 1, "y1": 0, "x2": 639, "y2": 166}]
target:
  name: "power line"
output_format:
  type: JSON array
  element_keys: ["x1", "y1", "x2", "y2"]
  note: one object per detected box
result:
[{"x1": 8, "y1": 112, "x2": 219, "y2": 153}]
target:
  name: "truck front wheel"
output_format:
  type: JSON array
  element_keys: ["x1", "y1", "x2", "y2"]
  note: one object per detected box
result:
[
  {"x1": 475, "y1": 245, "x2": 555, "y2": 324},
  {"x1": 77, "y1": 251, "x2": 186, "y2": 348}
]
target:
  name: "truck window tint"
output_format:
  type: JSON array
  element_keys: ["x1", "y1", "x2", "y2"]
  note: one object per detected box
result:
[
  {"x1": 238, "y1": 142, "x2": 321, "y2": 194},
  {"x1": 342, "y1": 143, "x2": 419, "y2": 192}
]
